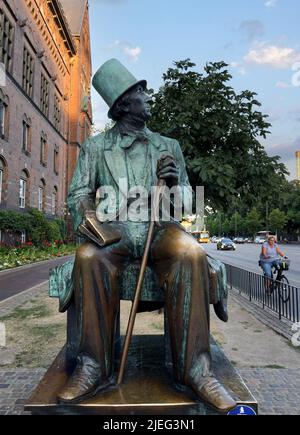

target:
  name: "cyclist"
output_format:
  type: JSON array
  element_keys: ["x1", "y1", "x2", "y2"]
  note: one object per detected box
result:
[{"x1": 259, "y1": 235, "x2": 286, "y2": 292}]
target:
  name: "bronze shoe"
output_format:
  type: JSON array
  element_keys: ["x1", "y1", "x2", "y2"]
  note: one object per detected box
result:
[
  {"x1": 189, "y1": 376, "x2": 237, "y2": 413},
  {"x1": 57, "y1": 355, "x2": 104, "y2": 404}
]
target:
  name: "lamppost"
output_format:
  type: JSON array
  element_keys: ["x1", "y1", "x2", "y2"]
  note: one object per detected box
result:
[{"x1": 266, "y1": 201, "x2": 269, "y2": 232}]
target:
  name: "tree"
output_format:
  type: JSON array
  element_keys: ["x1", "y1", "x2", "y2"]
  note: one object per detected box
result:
[
  {"x1": 148, "y1": 59, "x2": 288, "y2": 211},
  {"x1": 269, "y1": 208, "x2": 288, "y2": 237},
  {"x1": 244, "y1": 208, "x2": 262, "y2": 238},
  {"x1": 229, "y1": 212, "x2": 244, "y2": 236}
]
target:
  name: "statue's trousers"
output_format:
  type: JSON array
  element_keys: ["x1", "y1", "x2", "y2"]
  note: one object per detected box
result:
[{"x1": 72, "y1": 222, "x2": 212, "y2": 384}]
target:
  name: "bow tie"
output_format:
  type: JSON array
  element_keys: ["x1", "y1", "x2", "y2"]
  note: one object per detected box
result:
[{"x1": 119, "y1": 131, "x2": 149, "y2": 149}]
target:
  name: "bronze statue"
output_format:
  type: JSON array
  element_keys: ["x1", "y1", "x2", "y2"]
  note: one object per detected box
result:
[{"x1": 55, "y1": 59, "x2": 236, "y2": 412}]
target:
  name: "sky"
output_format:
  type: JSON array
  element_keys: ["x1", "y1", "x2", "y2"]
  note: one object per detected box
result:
[{"x1": 88, "y1": 0, "x2": 300, "y2": 179}]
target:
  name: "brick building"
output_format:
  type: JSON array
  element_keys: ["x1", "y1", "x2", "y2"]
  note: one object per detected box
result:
[{"x1": 0, "y1": 0, "x2": 92, "y2": 240}]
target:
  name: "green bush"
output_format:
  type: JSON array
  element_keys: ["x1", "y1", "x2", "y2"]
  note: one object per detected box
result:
[
  {"x1": 0, "y1": 208, "x2": 65, "y2": 245},
  {"x1": 46, "y1": 221, "x2": 62, "y2": 242}
]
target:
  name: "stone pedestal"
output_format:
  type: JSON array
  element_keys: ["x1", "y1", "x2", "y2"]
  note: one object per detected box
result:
[{"x1": 25, "y1": 336, "x2": 258, "y2": 415}]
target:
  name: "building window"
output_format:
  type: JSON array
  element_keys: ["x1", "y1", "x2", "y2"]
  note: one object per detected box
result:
[
  {"x1": 38, "y1": 187, "x2": 43, "y2": 211},
  {"x1": 22, "y1": 47, "x2": 34, "y2": 98},
  {"x1": 22, "y1": 115, "x2": 31, "y2": 154},
  {"x1": 40, "y1": 74, "x2": 49, "y2": 117},
  {"x1": 0, "y1": 100, "x2": 7, "y2": 138},
  {"x1": 21, "y1": 231, "x2": 26, "y2": 244},
  {"x1": 19, "y1": 169, "x2": 29, "y2": 209},
  {"x1": 0, "y1": 10, "x2": 14, "y2": 73},
  {"x1": 0, "y1": 90, "x2": 9, "y2": 139},
  {"x1": 0, "y1": 159, "x2": 3, "y2": 204},
  {"x1": 38, "y1": 179, "x2": 46, "y2": 212},
  {"x1": 22, "y1": 121, "x2": 29, "y2": 151},
  {"x1": 0, "y1": 157, "x2": 6, "y2": 204},
  {"x1": 54, "y1": 146, "x2": 59, "y2": 175},
  {"x1": 19, "y1": 178, "x2": 26, "y2": 208},
  {"x1": 52, "y1": 187, "x2": 58, "y2": 215},
  {"x1": 54, "y1": 94, "x2": 61, "y2": 131},
  {"x1": 40, "y1": 133, "x2": 47, "y2": 166}
]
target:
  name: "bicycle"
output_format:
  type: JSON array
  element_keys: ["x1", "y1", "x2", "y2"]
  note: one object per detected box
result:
[{"x1": 259, "y1": 258, "x2": 291, "y2": 303}]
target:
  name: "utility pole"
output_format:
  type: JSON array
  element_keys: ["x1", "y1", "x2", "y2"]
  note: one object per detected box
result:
[{"x1": 234, "y1": 210, "x2": 237, "y2": 237}]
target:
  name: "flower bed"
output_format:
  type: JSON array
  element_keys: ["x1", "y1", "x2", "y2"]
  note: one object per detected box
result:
[{"x1": 0, "y1": 241, "x2": 76, "y2": 271}]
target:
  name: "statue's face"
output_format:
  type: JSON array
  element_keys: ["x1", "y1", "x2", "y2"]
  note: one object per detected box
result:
[{"x1": 126, "y1": 84, "x2": 152, "y2": 121}]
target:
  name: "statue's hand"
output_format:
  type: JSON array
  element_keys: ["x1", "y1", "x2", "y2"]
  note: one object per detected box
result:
[{"x1": 157, "y1": 153, "x2": 179, "y2": 187}]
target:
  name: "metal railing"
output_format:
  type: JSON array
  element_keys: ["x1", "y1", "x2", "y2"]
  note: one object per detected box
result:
[{"x1": 225, "y1": 264, "x2": 300, "y2": 323}]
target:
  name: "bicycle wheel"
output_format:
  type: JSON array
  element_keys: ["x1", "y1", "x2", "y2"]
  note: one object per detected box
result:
[
  {"x1": 264, "y1": 276, "x2": 274, "y2": 295},
  {"x1": 278, "y1": 275, "x2": 290, "y2": 303}
]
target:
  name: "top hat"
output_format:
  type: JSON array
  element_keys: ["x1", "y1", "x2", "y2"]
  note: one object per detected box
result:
[{"x1": 92, "y1": 58, "x2": 147, "y2": 119}]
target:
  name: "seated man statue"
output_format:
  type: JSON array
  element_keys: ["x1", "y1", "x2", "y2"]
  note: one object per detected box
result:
[{"x1": 57, "y1": 59, "x2": 236, "y2": 412}]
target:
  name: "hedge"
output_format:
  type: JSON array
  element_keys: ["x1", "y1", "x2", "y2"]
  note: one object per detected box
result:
[{"x1": 0, "y1": 208, "x2": 67, "y2": 245}]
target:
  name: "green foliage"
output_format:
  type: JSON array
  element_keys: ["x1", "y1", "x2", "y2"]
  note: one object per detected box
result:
[
  {"x1": 0, "y1": 243, "x2": 76, "y2": 271},
  {"x1": 0, "y1": 210, "x2": 31, "y2": 233},
  {"x1": 244, "y1": 208, "x2": 263, "y2": 237},
  {"x1": 269, "y1": 209, "x2": 288, "y2": 235},
  {"x1": 0, "y1": 209, "x2": 66, "y2": 245},
  {"x1": 148, "y1": 59, "x2": 288, "y2": 210},
  {"x1": 206, "y1": 180, "x2": 300, "y2": 239}
]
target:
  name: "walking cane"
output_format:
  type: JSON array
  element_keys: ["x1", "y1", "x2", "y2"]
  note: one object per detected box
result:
[{"x1": 117, "y1": 176, "x2": 166, "y2": 385}]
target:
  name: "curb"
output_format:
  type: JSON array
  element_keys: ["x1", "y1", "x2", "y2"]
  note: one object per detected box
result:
[
  {"x1": 0, "y1": 280, "x2": 48, "y2": 307},
  {"x1": 0, "y1": 255, "x2": 74, "y2": 276}
]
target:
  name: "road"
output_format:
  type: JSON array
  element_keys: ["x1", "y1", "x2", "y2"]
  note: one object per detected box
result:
[
  {"x1": 0, "y1": 256, "x2": 74, "y2": 302},
  {"x1": 0, "y1": 243, "x2": 299, "y2": 304},
  {"x1": 202, "y1": 243, "x2": 300, "y2": 288}
]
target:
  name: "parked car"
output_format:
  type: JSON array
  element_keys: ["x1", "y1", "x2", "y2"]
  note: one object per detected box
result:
[
  {"x1": 217, "y1": 238, "x2": 236, "y2": 251},
  {"x1": 211, "y1": 236, "x2": 218, "y2": 243},
  {"x1": 233, "y1": 237, "x2": 245, "y2": 244},
  {"x1": 255, "y1": 237, "x2": 266, "y2": 244}
]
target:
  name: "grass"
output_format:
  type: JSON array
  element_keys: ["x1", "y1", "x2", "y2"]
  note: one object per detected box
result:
[
  {"x1": 263, "y1": 364, "x2": 286, "y2": 369},
  {"x1": 14, "y1": 323, "x2": 65, "y2": 368},
  {"x1": 0, "y1": 294, "x2": 66, "y2": 369},
  {"x1": 150, "y1": 321, "x2": 164, "y2": 331},
  {"x1": 0, "y1": 302, "x2": 51, "y2": 322}
]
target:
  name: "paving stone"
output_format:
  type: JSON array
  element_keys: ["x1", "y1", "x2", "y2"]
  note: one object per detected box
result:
[{"x1": 0, "y1": 367, "x2": 299, "y2": 415}]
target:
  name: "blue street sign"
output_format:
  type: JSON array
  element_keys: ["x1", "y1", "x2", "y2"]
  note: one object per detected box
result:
[{"x1": 228, "y1": 405, "x2": 257, "y2": 415}]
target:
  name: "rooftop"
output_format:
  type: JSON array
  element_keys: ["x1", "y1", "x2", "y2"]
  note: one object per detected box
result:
[{"x1": 59, "y1": 0, "x2": 88, "y2": 36}]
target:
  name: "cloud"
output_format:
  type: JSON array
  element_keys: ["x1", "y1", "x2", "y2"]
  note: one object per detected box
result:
[
  {"x1": 239, "y1": 20, "x2": 264, "y2": 42},
  {"x1": 109, "y1": 40, "x2": 142, "y2": 62},
  {"x1": 230, "y1": 61, "x2": 247, "y2": 75},
  {"x1": 264, "y1": 136, "x2": 300, "y2": 179},
  {"x1": 276, "y1": 81, "x2": 292, "y2": 88},
  {"x1": 244, "y1": 42, "x2": 300, "y2": 69},
  {"x1": 265, "y1": 0, "x2": 277, "y2": 7}
]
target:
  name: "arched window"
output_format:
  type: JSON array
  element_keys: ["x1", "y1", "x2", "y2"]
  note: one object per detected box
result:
[
  {"x1": 54, "y1": 145, "x2": 59, "y2": 175},
  {"x1": 40, "y1": 131, "x2": 47, "y2": 167},
  {"x1": 52, "y1": 186, "x2": 58, "y2": 215},
  {"x1": 0, "y1": 157, "x2": 7, "y2": 204},
  {"x1": 22, "y1": 114, "x2": 31, "y2": 154},
  {"x1": 38, "y1": 179, "x2": 46, "y2": 212},
  {"x1": 0, "y1": 89, "x2": 9, "y2": 139},
  {"x1": 19, "y1": 169, "x2": 29, "y2": 208}
]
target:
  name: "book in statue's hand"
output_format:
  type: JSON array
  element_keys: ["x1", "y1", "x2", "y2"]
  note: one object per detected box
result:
[{"x1": 79, "y1": 212, "x2": 122, "y2": 247}]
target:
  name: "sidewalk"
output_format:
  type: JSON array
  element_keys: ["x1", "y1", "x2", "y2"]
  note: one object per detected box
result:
[{"x1": 0, "y1": 282, "x2": 300, "y2": 415}]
